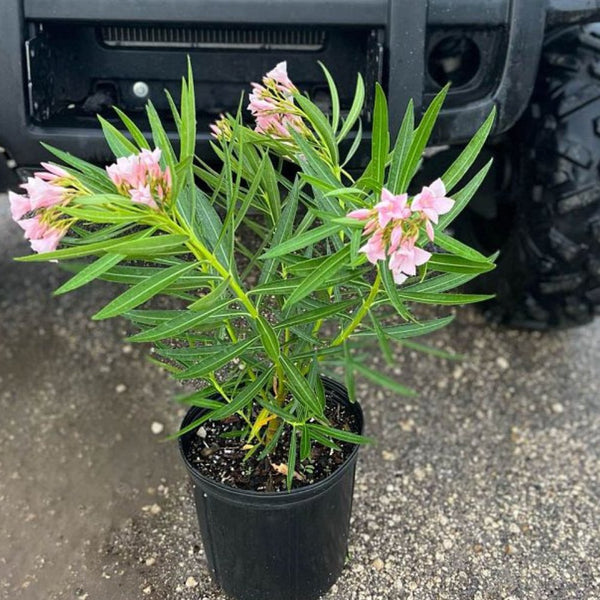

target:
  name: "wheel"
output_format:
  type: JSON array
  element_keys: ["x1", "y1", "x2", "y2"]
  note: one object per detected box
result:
[{"x1": 456, "y1": 24, "x2": 600, "y2": 329}]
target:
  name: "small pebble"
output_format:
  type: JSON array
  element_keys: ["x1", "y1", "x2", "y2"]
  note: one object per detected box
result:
[
  {"x1": 185, "y1": 576, "x2": 198, "y2": 588},
  {"x1": 122, "y1": 344, "x2": 133, "y2": 355},
  {"x1": 496, "y1": 356, "x2": 510, "y2": 370},
  {"x1": 552, "y1": 402, "x2": 564, "y2": 414},
  {"x1": 371, "y1": 558, "x2": 385, "y2": 571},
  {"x1": 115, "y1": 383, "x2": 127, "y2": 394},
  {"x1": 150, "y1": 422, "x2": 164, "y2": 435},
  {"x1": 382, "y1": 450, "x2": 396, "y2": 461},
  {"x1": 142, "y1": 586, "x2": 152, "y2": 595},
  {"x1": 196, "y1": 426, "x2": 207, "y2": 439},
  {"x1": 145, "y1": 557, "x2": 156, "y2": 566}
]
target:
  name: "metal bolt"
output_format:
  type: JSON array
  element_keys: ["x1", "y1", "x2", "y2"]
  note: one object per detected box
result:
[{"x1": 132, "y1": 81, "x2": 149, "y2": 99}]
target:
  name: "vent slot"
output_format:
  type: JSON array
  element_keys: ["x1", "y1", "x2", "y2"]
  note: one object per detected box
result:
[{"x1": 100, "y1": 25, "x2": 327, "y2": 51}]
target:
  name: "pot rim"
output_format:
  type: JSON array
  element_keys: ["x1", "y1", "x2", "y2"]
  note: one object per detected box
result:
[{"x1": 178, "y1": 375, "x2": 363, "y2": 502}]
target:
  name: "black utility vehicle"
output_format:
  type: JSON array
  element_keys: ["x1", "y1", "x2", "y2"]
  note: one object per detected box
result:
[{"x1": 2, "y1": 0, "x2": 600, "y2": 329}]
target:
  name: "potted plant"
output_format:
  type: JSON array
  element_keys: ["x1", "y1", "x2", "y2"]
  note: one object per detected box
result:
[{"x1": 9, "y1": 61, "x2": 496, "y2": 600}]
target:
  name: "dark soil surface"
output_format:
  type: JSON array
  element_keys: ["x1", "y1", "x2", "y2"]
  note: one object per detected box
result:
[{"x1": 184, "y1": 394, "x2": 359, "y2": 492}]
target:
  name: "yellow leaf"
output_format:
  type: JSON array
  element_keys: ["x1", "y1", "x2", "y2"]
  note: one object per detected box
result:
[{"x1": 248, "y1": 408, "x2": 276, "y2": 442}]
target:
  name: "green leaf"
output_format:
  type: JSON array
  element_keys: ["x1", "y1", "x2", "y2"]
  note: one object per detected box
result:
[
  {"x1": 318, "y1": 61, "x2": 340, "y2": 133},
  {"x1": 295, "y1": 94, "x2": 338, "y2": 164},
  {"x1": 256, "y1": 316, "x2": 280, "y2": 363},
  {"x1": 53, "y1": 253, "x2": 125, "y2": 296},
  {"x1": 433, "y1": 231, "x2": 492, "y2": 263},
  {"x1": 396, "y1": 291, "x2": 494, "y2": 305},
  {"x1": 371, "y1": 83, "x2": 390, "y2": 189},
  {"x1": 438, "y1": 159, "x2": 493, "y2": 230},
  {"x1": 300, "y1": 425, "x2": 311, "y2": 461},
  {"x1": 337, "y1": 73, "x2": 365, "y2": 141},
  {"x1": 286, "y1": 428, "x2": 297, "y2": 490},
  {"x1": 397, "y1": 84, "x2": 449, "y2": 193},
  {"x1": 284, "y1": 245, "x2": 351, "y2": 308},
  {"x1": 388, "y1": 99, "x2": 414, "y2": 194},
  {"x1": 202, "y1": 367, "x2": 273, "y2": 421},
  {"x1": 113, "y1": 234, "x2": 190, "y2": 257},
  {"x1": 174, "y1": 337, "x2": 258, "y2": 380},
  {"x1": 441, "y1": 107, "x2": 495, "y2": 193},
  {"x1": 342, "y1": 119, "x2": 363, "y2": 167},
  {"x1": 354, "y1": 315, "x2": 454, "y2": 340},
  {"x1": 280, "y1": 355, "x2": 325, "y2": 417},
  {"x1": 343, "y1": 342, "x2": 356, "y2": 403},
  {"x1": 127, "y1": 300, "x2": 236, "y2": 342},
  {"x1": 308, "y1": 423, "x2": 373, "y2": 445},
  {"x1": 41, "y1": 143, "x2": 115, "y2": 193},
  {"x1": 98, "y1": 115, "x2": 139, "y2": 158},
  {"x1": 276, "y1": 299, "x2": 357, "y2": 330},
  {"x1": 180, "y1": 58, "x2": 197, "y2": 162},
  {"x1": 257, "y1": 177, "x2": 299, "y2": 288},
  {"x1": 146, "y1": 100, "x2": 177, "y2": 176},
  {"x1": 261, "y1": 223, "x2": 340, "y2": 259},
  {"x1": 15, "y1": 228, "x2": 155, "y2": 262},
  {"x1": 92, "y1": 262, "x2": 196, "y2": 320},
  {"x1": 113, "y1": 106, "x2": 151, "y2": 150},
  {"x1": 428, "y1": 253, "x2": 496, "y2": 274},
  {"x1": 179, "y1": 187, "x2": 229, "y2": 268},
  {"x1": 187, "y1": 276, "x2": 231, "y2": 311},
  {"x1": 403, "y1": 271, "x2": 481, "y2": 294},
  {"x1": 379, "y1": 263, "x2": 414, "y2": 322}
]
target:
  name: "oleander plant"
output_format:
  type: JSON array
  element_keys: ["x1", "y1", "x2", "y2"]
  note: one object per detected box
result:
[{"x1": 10, "y1": 61, "x2": 496, "y2": 490}]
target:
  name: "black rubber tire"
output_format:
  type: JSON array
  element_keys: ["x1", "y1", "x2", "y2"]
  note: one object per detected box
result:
[{"x1": 460, "y1": 24, "x2": 600, "y2": 329}]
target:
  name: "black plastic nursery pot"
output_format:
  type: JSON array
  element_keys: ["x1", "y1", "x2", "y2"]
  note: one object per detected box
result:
[{"x1": 178, "y1": 376, "x2": 363, "y2": 600}]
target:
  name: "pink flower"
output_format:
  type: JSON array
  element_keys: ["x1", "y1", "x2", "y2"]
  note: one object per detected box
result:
[
  {"x1": 411, "y1": 178, "x2": 454, "y2": 226},
  {"x1": 30, "y1": 229, "x2": 64, "y2": 253},
  {"x1": 375, "y1": 189, "x2": 411, "y2": 228},
  {"x1": 129, "y1": 184, "x2": 158, "y2": 210},
  {"x1": 8, "y1": 191, "x2": 32, "y2": 220},
  {"x1": 264, "y1": 61, "x2": 295, "y2": 93},
  {"x1": 389, "y1": 235, "x2": 432, "y2": 283},
  {"x1": 247, "y1": 62, "x2": 303, "y2": 138},
  {"x1": 21, "y1": 176, "x2": 64, "y2": 210},
  {"x1": 35, "y1": 162, "x2": 69, "y2": 182},
  {"x1": 347, "y1": 208, "x2": 374, "y2": 221},
  {"x1": 389, "y1": 223, "x2": 404, "y2": 254},
  {"x1": 17, "y1": 215, "x2": 50, "y2": 240},
  {"x1": 359, "y1": 229, "x2": 386, "y2": 264},
  {"x1": 105, "y1": 148, "x2": 169, "y2": 209}
]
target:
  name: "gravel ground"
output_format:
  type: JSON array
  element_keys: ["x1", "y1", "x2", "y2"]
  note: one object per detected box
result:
[{"x1": 1, "y1": 195, "x2": 599, "y2": 600}]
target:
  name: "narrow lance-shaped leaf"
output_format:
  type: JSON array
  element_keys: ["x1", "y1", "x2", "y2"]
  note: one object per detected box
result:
[
  {"x1": 286, "y1": 429, "x2": 297, "y2": 490},
  {"x1": 438, "y1": 159, "x2": 493, "y2": 230},
  {"x1": 388, "y1": 99, "x2": 414, "y2": 194},
  {"x1": 127, "y1": 299, "x2": 237, "y2": 342},
  {"x1": 98, "y1": 115, "x2": 139, "y2": 158},
  {"x1": 92, "y1": 262, "x2": 196, "y2": 320},
  {"x1": 337, "y1": 73, "x2": 365, "y2": 142},
  {"x1": 284, "y1": 245, "x2": 351, "y2": 308},
  {"x1": 441, "y1": 106, "x2": 496, "y2": 193},
  {"x1": 256, "y1": 316, "x2": 281, "y2": 363},
  {"x1": 113, "y1": 106, "x2": 151, "y2": 150},
  {"x1": 54, "y1": 253, "x2": 125, "y2": 296},
  {"x1": 174, "y1": 337, "x2": 258, "y2": 380},
  {"x1": 370, "y1": 83, "x2": 390, "y2": 189},
  {"x1": 318, "y1": 61, "x2": 340, "y2": 133},
  {"x1": 280, "y1": 355, "x2": 326, "y2": 417},
  {"x1": 397, "y1": 84, "x2": 449, "y2": 193}
]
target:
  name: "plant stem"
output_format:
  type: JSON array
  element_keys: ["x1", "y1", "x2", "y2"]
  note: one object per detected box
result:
[{"x1": 331, "y1": 271, "x2": 381, "y2": 347}]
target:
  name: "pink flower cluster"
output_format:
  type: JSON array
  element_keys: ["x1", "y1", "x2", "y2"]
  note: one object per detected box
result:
[
  {"x1": 247, "y1": 62, "x2": 304, "y2": 137},
  {"x1": 9, "y1": 163, "x2": 72, "y2": 253},
  {"x1": 106, "y1": 148, "x2": 171, "y2": 210},
  {"x1": 349, "y1": 179, "x2": 454, "y2": 285}
]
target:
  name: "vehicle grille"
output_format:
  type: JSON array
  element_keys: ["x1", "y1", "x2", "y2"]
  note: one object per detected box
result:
[{"x1": 100, "y1": 25, "x2": 327, "y2": 51}]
